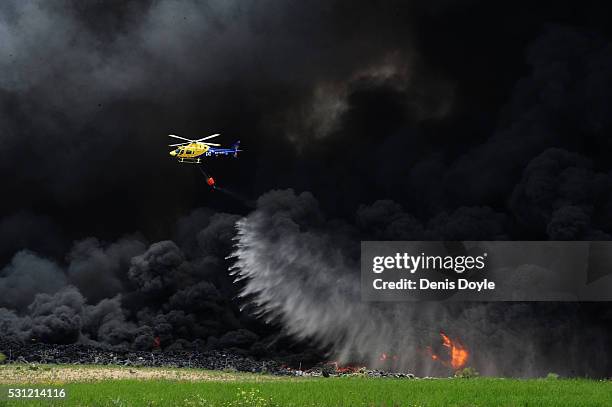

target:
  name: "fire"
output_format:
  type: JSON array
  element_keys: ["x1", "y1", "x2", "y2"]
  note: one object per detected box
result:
[
  {"x1": 441, "y1": 333, "x2": 469, "y2": 369},
  {"x1": 378, "y1": 352, "x2": 400, "y2": 370},
  {"x1": 428, "y1": 332, "x2": 469, "y2": 370},
  {"x1": 327, "y1": 361, "x2": 364, "y2": 373},
  {"x1": 378, "y1": 352, "x2": 398, "y2": 362}
]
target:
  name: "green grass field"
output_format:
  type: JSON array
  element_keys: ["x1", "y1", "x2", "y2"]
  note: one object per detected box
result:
[{"x1": 0, "y1": 365, "x2": 610, "y2": 407}]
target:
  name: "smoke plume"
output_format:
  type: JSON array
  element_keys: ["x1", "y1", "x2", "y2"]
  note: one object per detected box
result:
[
  {"x1": 231, "y1": 189, "x2": 612, "y2": 377},
  {"x1": 0, "y1": 1, "x2": 611, "y2": 378}
]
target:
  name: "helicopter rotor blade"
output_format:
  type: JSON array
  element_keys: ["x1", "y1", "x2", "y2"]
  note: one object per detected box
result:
[
  {"x1": 168, "y1": 134, "x2": 194, "y2": 142},
  {"x1": 168, "y1": 142, "x2": 191, "y2": 147},
  {"x1": 203, "y1": 143, "x2": 221, "y2": 146},
  {"x1": 195, "y1": 133, "x2": 220, "y2": 142}
]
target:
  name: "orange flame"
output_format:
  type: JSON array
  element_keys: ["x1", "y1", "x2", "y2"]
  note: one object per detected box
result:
[
  {"x1": 378, "y1": 352, "x2": 398, "y2": 362},
  {"x1": 428, "y1": 332, "x2": 469, "y2": 370},
  {"x1": 377, "y1": 352, "x2": 401, "y2": 371},
  {"x1": 441, "y1": 333, "x2": 469, "y2": 369},
  {"x1": 327, "y1": 361, "x2": 365, "y2": 373}
]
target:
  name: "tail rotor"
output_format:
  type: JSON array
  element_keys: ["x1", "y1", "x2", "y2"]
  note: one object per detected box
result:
[{"x1": 232, "y1": 140, "x2": 241, "y2": 158}]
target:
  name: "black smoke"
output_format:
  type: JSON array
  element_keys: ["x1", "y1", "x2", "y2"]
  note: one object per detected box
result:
[
  {"x1": 0, "y1": 0, "x2": 611, "y2": 376},
  {"x1": 0, "y1": 209, "x2": 305, "y2": 358}
]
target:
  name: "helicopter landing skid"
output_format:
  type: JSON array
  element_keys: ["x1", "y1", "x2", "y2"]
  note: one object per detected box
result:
[{"x1": 177, "y1": 157, "x2": 203, "y2": 164}]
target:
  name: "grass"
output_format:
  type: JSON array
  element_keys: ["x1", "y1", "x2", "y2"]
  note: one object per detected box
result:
[{"x1": 0, "y1": 365, "x2": 610, "y2": 407}]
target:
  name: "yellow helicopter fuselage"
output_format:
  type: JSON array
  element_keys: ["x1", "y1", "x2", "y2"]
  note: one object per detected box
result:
[{"x1": 169, "y1": 142, "x2": 209, "y2": 163}]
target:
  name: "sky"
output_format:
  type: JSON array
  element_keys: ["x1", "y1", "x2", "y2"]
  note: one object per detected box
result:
[{"x1": 0, "y1": 0, "x2": 611, "y2": 376}]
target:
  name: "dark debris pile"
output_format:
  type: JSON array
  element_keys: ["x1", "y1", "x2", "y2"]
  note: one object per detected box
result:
[
  {"x1": 0, "y1": 340, "x2": 284, "y2": 373},
  {"x1": 0, "y1": 340, "x2": 418, "y2": 378}
]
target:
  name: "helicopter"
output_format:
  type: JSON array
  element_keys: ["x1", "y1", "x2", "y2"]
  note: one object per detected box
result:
[
  {"x1": 168, "y1": 134, "x2": 241, "y2": 163},
  {"x1": 168, "y1": 133, "x2": 241, "y2": 187}
]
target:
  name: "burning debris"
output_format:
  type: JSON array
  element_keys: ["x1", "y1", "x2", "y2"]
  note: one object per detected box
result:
[
  {"x1": 427, "y1": 332, "x2": 469, "y2": 371},
  {"x1": 279, "y1": 361, "x2": 417, "y2": 379},
  {"x1": 378, "y1": 352, "x2": 400, "y2": 371}
]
